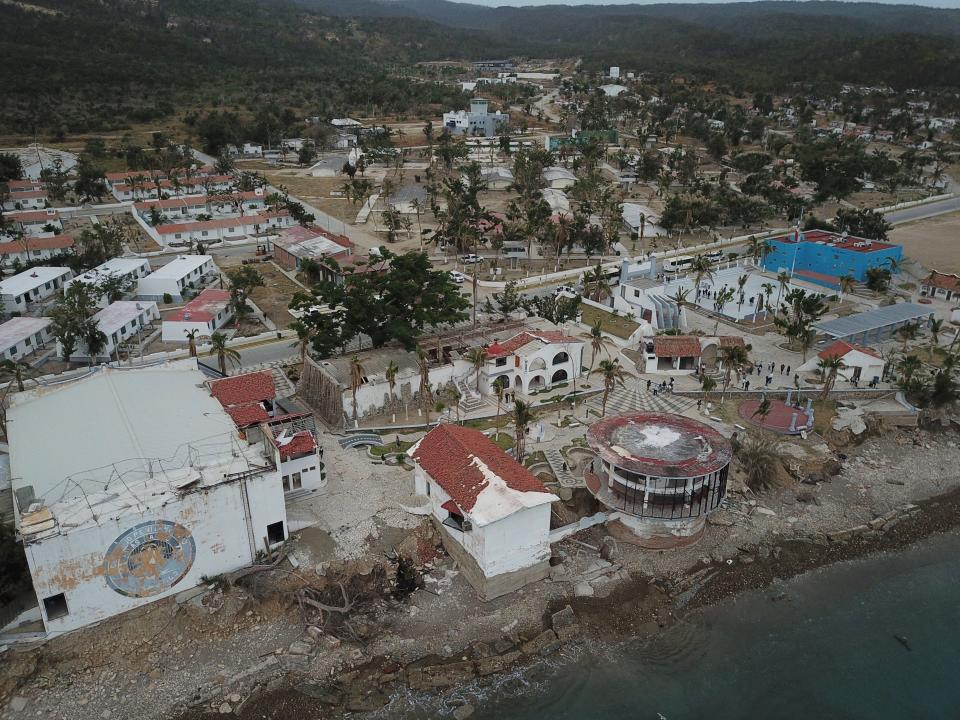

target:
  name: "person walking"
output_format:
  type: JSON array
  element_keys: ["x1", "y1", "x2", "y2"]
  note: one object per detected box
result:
[
  {"x1": 786, "y1": 365, "x2": 791, "y2": 376},
  {"x1": 646, "y1": 378, "x2": 652, "y2": 391},
  {"x1": 745, "y1": 379, "x2": 750, "y2": 391},
  {"x1": 780, "y1": 363, "x2": 785, "y2": 375}
]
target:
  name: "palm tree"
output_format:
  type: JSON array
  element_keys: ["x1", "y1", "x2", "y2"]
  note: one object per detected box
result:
[
  {"x1": 0, "y1": 359, "x2": 34, "y2": 393},
  {"x1": 700, "y1": 374, "x2": 717, "y2": 404},
  {"x1": 886, "y1": 256, "x2": 901, "y2": 275},
  {"x1": 583, "y1": 262, "x2": 611, "y2": 302},
  {"x1": 385, "y1": 359, "x2": 398, "y2": 423},
  {"x1": 751, "y1": 393, "x2": 772, "y2": 423},
  {"x1": 208, "y1": 331, "x2": 241, "y2": 376},
  {"x1": 184, "y1": 329, "x2": 200, "y2": 358},
  {"x1": 897, "y1": 322, "x2": 919, "y2": 352},
  {"x1": 718, "y1": 344, "x2": 749, "y2": 400},
  {"x1": 691, "y1": 254, "x2": 715, "y2": 301},
  {"x1": 737, "y1": 433, "x2": 781, "y2": 491},
  {"x1": 669, "y1": 287, "x2": 691, "y2": 329},
  {"x1": 349, "y1": 355, "x2": 365, "y2": 426},
  {"x1": 929, "y1": 318, "x2": 944, "y2": 347},
  {"x1": 897, "y1": 354, "x2": 922, "y2": 388},
  {"x1": 552, "y1": 215, "x2": 572, "y2": 271},
  {"x1": 512, "y1": 399, "x2": 536, "y2": 463},
  {"x1": 449, "y1": 386, "x2": 462, "y2": 424},
  {"x1": 736, "y1": 273, "x2": 749, "y2": 314},
  {"x1": 588, "y1": 320, "x2": 613, "y2": 372},
  {"x1": 594, "y1": 358, "x2": 625, "y2": 415},
  {"x1": 837, "y1": 273, "x2": 855, "y2": 303},
  {"x1": 465, "y1": 347, "x2": 487, "y2": 393},
  {"x1": 493, "y1": 381, "x2": 505, "y2": 441},
  {"x1": 775, "y1": 271, "x2": 791, "y2": 310},
  {"x1": 760, "y1": 282, "x2": 775, "y2": 320},
  {"x1": 416, "y1": 345, "x2": 432, "y2": 421},
  {"x1": 289, "y1": 320, "x2": 313, "y2": 362},
  {"x1": 818, "y1": 355, "x2": 847, "y2": 399}
]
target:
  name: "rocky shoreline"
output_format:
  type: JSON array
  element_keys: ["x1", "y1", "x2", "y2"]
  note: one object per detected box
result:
[
  {"x1": 5, "y1": 429, "x2": 960, "y2": 720},
  {"x1": 170, "y1": 481, "x2": 960, "y2": 720}
]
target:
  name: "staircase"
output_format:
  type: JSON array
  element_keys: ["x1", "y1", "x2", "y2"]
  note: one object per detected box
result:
[{"x1": 456, "y1": 376, "x2": 485, "y2": 414}]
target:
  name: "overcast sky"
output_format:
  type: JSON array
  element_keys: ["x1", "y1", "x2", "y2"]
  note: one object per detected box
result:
[{"x1": 459, "y1": 1, "x2": 960, "y2": 7}]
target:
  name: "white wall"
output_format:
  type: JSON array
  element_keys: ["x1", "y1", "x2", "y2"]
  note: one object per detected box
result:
[
  {"x1": 24, "y1": 470, "x2": 286, "y2": 636},
  {"x1": 279, "y1": 451, "x2": 325, "y2": 492},
  {"x1": 414, "y1": 466, "x2": 552, "y2": 578}
]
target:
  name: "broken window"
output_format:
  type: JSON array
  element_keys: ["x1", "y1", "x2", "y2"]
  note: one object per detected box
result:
[
  {"x1": 266, "y1": 521, "x2": 285, "y2": 545},
  {"x1": 43, "y1": 593, "x2": 68, "y2": 620}
]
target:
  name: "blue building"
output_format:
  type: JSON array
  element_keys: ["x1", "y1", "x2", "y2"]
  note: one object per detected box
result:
[{"x1": 762, "y1": 229, "x2": 903, "y2": 289}]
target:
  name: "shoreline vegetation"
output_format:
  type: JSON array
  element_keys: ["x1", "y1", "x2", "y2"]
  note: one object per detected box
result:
[{"x1": 170, "y1": 471, "x2": 960, "y2": 719}]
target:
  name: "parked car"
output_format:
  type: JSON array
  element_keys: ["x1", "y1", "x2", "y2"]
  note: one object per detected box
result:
[
  {"x1": 449, "y1": 271, "x2": 466, "y2": 283},
  {"x1": 555, "y1": 285, "x2": 578, "y2": 298},
  {"x1": 460, "y1": 254, "x2": 484, "y2": 264}
]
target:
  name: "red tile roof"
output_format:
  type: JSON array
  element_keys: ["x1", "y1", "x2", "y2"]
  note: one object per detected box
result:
[
  {"x1": 275, "y1": 431, "x2": 316, "y2": 459},
  {"x1": 653, "y1": 336, "x2": 702, "y2": 357},
  {"x1": 210, "y1": 371, "x2": 276, "y2": 407},
  {"x1": 485, "y1": 330, "x2": 581, "y2": 358},
  {"x1": 410, "y1": 424, "x2": 550, "y2": 514},
  {"x1": 167, "y1": 289, "x2": 231, "y2": 322},
  {"x1": 226, "y1": 403, "x2": 270, "y2": 427},
  {"x1": 0, "y1": 235, "x2": 74, "y2": 254},
  {"x1": 924, "y1": 271, "x2": 960, "y2": 292},
  {"x1": 717, "y1": 336, "x2": 746, "y2": 348},
  {"x1": 818, "y1": 340, "x2": 881, "y2": 361}
]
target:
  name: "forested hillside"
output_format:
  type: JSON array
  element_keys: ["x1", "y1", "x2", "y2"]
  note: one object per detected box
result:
[{"x1": 301, "y1": 0, "x2": 960, "y2": 89}]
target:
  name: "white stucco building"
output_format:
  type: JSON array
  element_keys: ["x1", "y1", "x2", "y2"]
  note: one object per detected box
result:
[
  {"x1": 161, "y1": 288, "x2": 233, "y2": 342},
  {"x1": 63, "y1": 300, "x2": 160, "y2": 361},
  {"x1": 0, "y1": 316, "x2": 53, "y2": 361},
  {"x1": 64, "y1": 257, "x2": 152, "y2": 307},
  {"x1": 482, "y1": 329, "x2": 584, "y2": 396},
  {"x1": 0, "y1": 235, "x2": 75, "y2": 268},
  {"x1": 408, "y1": 424, "x2": 558, "y2": 600},
  {"x1": 0, "y1": 266, "x2": 73, "y2": 314},
  {"x1": 798, "y1": 340, "x2": 885, "y2": 385},
  {"x1": 542, "y1": 166, "x2": 577, "y2": 190},
  {"x1": 8, "y1": 360, "x2": 288, "y2": 636},
  {"x1": 5, "y1": 209, "x2": 62, "y2": 236},
  {"x1": 138, "y1": 255, "x2": 217, "y2": 301},
  {"x1": 442, "y1": 99, "x2": 507, "y2": 138}
]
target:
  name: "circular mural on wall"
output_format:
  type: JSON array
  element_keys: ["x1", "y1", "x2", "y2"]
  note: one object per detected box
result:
[{"x1": 103, "y1": 520, "x2": 197, "y2": 598}]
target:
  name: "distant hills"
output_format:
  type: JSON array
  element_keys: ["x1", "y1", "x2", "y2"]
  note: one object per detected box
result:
[{"x1": 1, "y1": 0, "x2": 958, "y2": 136}]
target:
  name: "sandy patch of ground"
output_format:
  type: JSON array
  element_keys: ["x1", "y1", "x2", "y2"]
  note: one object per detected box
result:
[{"x1": 889, "y1": 211, "x2": 960, "y2": 273}]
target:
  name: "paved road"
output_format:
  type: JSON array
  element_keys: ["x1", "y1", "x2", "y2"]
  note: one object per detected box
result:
[{"x1": 884, "y1": 195, "x2": 960, "y2": 225}]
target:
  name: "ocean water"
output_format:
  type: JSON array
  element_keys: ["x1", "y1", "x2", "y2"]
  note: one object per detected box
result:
[{"x1": 446, "y1": 531, "x2": 960, "y2": 720}]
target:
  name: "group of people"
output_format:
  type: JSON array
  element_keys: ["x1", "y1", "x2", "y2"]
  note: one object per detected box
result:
[{"x1": 646, "y1": 377, "x2": 675, "y2": 396}]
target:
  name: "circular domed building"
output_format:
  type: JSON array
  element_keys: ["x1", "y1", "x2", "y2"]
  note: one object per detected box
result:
[{"x1": 585, "y1": 412, "x2": 732, "y2": 549}]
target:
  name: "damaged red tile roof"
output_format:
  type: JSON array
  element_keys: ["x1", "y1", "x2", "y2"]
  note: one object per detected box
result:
[
  {"x1": 210, "y1": 371, "x2": 276, "y2": 407},
  {"x1": 410, "y1": 424, "x2": 549, "y2": 513}
]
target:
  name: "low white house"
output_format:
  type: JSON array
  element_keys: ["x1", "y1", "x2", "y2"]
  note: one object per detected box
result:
[
  {"x1": 152, "y1": 211, "x2": 293, "y2": 247},
  {"x1": 542, "y1": 166, "x2": 577, "y2": 190},
  {"x1": 798, "y1": 340, "x2": 885, "y2": 385},
  {"x1": 0, "y1": 235, "x2": 75, "y2": 268},
  {"x1": 920, "y1": 271, "x2": 960, "y2": 302},
  {"x1": 621, "y1": 203, "x2": 667, "y2": 238},
  {"x1": 138, "y1": 255, "x2": 217, "y2": 301},
  {"x1": 0, "y1": 316, "x2": 53, "y2": 361},
  {"x1": 7, "y1": 360, "x2": 287, "y2": 635},
  {"x1": 161, "y1": 288, "x2": 233, "y2": 342},
  {"x1": 64, "y1": 257, "x2": 152, "y2": 307},
  {"x1": 541, "y1": 188, "x2": 571, "y2": 216},
  {"x1": 64, "y1": 300, "x2": 159, "y2": 361},
  {"x1": 3, "y1": 180, "x2": 48, "y2": 211},
  {"x1": 408, "y1": 424, "x2": 558, "y2": 600},
  {"x1": 6, "y1": 209, "x2": 62, "y2": 236},
  {"x1": 482, "y1": 329, "x2": 584, "y2": 395},
  {"x1": 0, "y1": 266, "x2": 73, "y2": 314}
]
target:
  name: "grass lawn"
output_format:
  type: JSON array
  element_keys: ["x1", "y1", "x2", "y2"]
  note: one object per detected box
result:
[
  {"x1": 370, "y1": 441, "x2": 414, "y2": 457},
  {"x1": 523, "y1": 450, "x2": 547, "y2": 468},
  {"x1": 579, "y1": 304, "x2": 639, "y2": 340},
  {"x1": 811, "y1": 399, "x2": 837, "y2": 436}
]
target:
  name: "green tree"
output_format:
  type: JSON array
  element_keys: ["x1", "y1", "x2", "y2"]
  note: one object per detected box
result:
[
  {"x1": 512, "y1": 399, "x2": 536, "y2": 463},
  {"x1": 594, "y1": 358, "x2": 625, "y2": 416},
  {"x1": 208, "y1": 332, "x2": 241, "y2": 376},
  {"x1": 226, "y1": 265, "x2": 265, "y2": 317}
]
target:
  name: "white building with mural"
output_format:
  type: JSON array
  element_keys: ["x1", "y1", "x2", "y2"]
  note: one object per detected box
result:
[{"x1": 7, "y1": 360, "x2": 287, "y2": 636}]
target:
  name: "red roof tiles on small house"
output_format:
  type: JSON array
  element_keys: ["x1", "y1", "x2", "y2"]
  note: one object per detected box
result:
[
  {"x1": 484, "y1": 330, "x2": 581, "y2": 358},
  {"x1": 0, "y1": 235, "x2": 74, "y2": 254},
  {"x1": 818, "y1": 340, "x2": 881, "y2": 361},
  {"x1": 210, "y1": 371, "x2": 276, "y2": 407},
  {"x1": 225, "y1": 403, "x2": 271, "y2": 427},
  {"x1": 275, "y1": 431, "x2": 317, "y2": 459},
  {"x1": 924, "y1": 271, "x2": 960, "y2": 293},
  {"x1": 410, "y1": 424, "x2": 550, "y2": 514},
  {"x1": 653, "y1": 336, "x2": 702, "y2": 358},
  {"x1": 167, "y1": 289, "x2": 231, "y2": 322}
]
